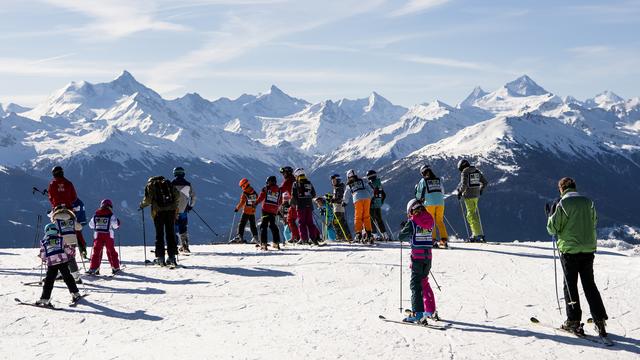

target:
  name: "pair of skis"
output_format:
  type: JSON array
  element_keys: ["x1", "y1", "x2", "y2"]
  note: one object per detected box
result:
[
  {"x1": 530, "y1": 317, "x2": 614, "y2": 346},
  {"x1": 15, "y1": 293, "x2": 89, "y2": 310},
  {"x1": 378, "y1": 311, "x2": 451, "y2": 331}
]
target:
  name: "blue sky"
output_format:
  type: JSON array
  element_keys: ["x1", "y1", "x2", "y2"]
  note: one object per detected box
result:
[{"x1": 1, "y1": 0, "x2": 639, "y2": 107}]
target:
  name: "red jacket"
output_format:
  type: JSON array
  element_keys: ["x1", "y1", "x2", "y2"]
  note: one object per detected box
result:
[
  {"x1": 280, "y1": 176, "x2": 294, "y2": 197},
  {"x1": 47, "y1": 176, "x2": 78, "y2": 208},
  {"x1": 257, "y1": 184, "x2": 282, "y2": 215}
]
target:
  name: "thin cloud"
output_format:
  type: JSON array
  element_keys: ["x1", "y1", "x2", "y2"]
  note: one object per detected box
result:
[
  {"x1": 390, "y1": 0, "x2": 451, "y2": 17},
  {"x1": 402, "y1": 55, "x2": 484, "y2": 70},
  {"x1": 28, "y1": 53, "x2": 76, "y2": 65}
]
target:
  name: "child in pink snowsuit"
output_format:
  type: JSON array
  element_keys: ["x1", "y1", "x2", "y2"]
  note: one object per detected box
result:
[
  {"x1": 87, "y1": 199, "x2": 121, "y2": 275},
  {"x1": 399, "y1": 199, "x2": 436, "y2": 323}
]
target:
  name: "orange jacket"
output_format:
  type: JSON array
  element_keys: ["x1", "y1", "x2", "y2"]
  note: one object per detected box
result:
[{"x1": 235, "y1": 186, "x2": 258, "y2": 215}]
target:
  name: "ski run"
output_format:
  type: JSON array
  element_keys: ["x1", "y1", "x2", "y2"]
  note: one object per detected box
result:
[{"x1": 1, "y1": 240, "x2": 638, "y2": 359}]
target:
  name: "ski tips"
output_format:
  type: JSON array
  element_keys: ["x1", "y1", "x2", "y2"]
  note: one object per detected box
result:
[{"x1": 530, "y1": 317, "x2": 540, "y2": 323}]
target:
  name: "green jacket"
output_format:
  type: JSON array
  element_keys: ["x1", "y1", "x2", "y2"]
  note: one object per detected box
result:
[
  {"x1": 140, "y1": 177, "x2": 180, "y2": 218},
  {"x1": 546, "y1": 189, "x2": 597, "y2": 254},
  {"x1": 368, "y1": 178, "x2": 385, "y2": 208}
]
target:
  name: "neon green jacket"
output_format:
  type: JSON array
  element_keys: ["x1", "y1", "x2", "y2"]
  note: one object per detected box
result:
[{"x1": 546, "y1": 189, "x2": 597, "y2": 254}]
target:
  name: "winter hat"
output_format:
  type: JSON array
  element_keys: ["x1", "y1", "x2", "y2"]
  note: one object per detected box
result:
[
  {"x1": 346, "y1": 169, "x2": 356, "y2": 178},
  {"x1": 330, "y1": 174, "x2": 340, "y2": 180},
  {"x1": 44, "y1": 223, "x2": 59, "y2": 236},
  {"x1": 406, "y1": 199, "x2": 425, "y2": 216},
  {"x1": 239, "y1": 178, "x2": 250, "y2": 189},
  {"x1": 293, "y1": 168, "x2": 306, "y2": 177},
  {"x1": 51, "y1": 166, "x2": 64, "y2": 177},
  {"x1": 457, "y1": 159, "x2": 470, "y2": 171},
  {"x1": 279, "y1": 166, "x2": 293, "y2": 175},
  {"x1": 100, "y1": 199, "x2": 113, "y2": 209},
  {"x1": 266, "y1": 175, "x2": 277, "y2": 185},
  {"x1": 420, "y1": 164, "x2": 430, "y2": 175},
  {"x1": 173, "y1": 167, "x2": 185, "y2": 177},
  {"x1": 366, "y1": 170, "x2": 377, "y2": 179}
]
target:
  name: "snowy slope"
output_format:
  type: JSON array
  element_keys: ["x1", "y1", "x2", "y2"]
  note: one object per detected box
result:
[{"x1": 1, "y1": 241, "x2": 638, "y2": 359}]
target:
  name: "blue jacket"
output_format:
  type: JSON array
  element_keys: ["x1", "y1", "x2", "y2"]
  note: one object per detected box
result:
[{"x1": 415, "y1": 177, "x2": 444, "y2": 206}]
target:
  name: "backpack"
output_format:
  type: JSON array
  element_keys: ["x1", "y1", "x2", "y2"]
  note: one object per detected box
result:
[{"x1": 148, "y1": 176, "x2": 175, "y2": 207}]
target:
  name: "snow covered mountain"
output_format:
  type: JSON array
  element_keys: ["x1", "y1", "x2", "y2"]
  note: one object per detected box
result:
[{"x1": 1, "y1": 72, "x2": 639, "y2": 247}]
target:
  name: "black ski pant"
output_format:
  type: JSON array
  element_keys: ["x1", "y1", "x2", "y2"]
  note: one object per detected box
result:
[
  {"x1": 41, "y1": 262, "x2": 79, "y2": 300},
  {"x1": 154, "y1": 210, "x2": 177, "y2": 259},
  {"x1": 560, "y1": 252, "x2": 608, "y2": 322},
  {"x1": 67, "y1": 244, "x2": 79, "y2": 274},
  {"x1": 333, "y1": 211, "x2": 352, "y2": 240},
  {"x1": 410, "y1": 258, "x2": 432, "y2": 313},
  {"x1": 370, "y1": 207, "x2": 387, "y2": 234},
  {"x1": 238, "y1": 213, "x2": 258, "y2": 240},
  {"x1": 260, "y1": 213, "x2": 280, "y2": 245}
]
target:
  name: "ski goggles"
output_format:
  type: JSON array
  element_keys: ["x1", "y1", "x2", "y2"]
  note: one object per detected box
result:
[{"x1": 410, "y1": 204, "x2": 425, "y2": 215}]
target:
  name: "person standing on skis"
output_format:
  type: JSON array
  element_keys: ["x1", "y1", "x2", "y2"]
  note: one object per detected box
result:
[
  {"x1": 546, "y1": 177, "x2": 609, "y2": 339},
  {"x1": 279, "y1": 166, "x2": 300, "y2": 244},
  {"x1": 330, "y1": 174, "x2": 352, "y2": 242},
  {"x1": 456, "y1": 159, "x2": 487, "y2": 242},
  {"x1": 171, "y1": 167, "x2": 196, "y2": 254},
  {"x1": 256, "y1": 176, "x2": 282, "y2": 250},
  {"x1": 232, "y1": 178, "x2": 259, "y2": 244},
  {"x1": 343, "y1": 169, "x2": 373, "y2": 244},
  {"x1": 139, "y1": 176, "x2": 180, "y2": 267},
  {"x1": 399, "y1": 199, "x2": 437, "y2": 323},
  {"x1": 415, "y1": 165, "x2": 448, "y2": 248},
  {"x1": 290, "y1": 168, "x2": 320, "y2": 245},
  {"x1": 366, "y1": 170, "x2": 389, "y2": 241},
  {"x1": 87, "y1": 199, "x2": 121, "y2": 275},
  {"x1": 49, "y1": 205, "x2": 83, "y2": 284}
]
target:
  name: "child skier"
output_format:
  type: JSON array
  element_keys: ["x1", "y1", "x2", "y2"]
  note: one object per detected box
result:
[
  {"x1": 343, "y1": 169, "x2": 373, "y2": 244},
  {"x1": 87, "y1": 199, "x2": 121, "y2": 275},
  {"x1": 36, "y1": 223, "x2": 81, "y2": 307},
  {"x1": 232, "y1": 178, "x2": 259, "y2": 243},
  {"x1": 399, "y1": 199, "x2": 437, "y2": 323},
  {"x1": 49, "y1": 206, "x2": 83, "y2": 283},
  {"x1": 256, "y1": 176, "x2": 282, "y2": 250},
  {"x1": 415, "y1": 165, "x2": 448, "y2": 248},
  {"x1": 314, "y1": 196, "x2": 336, "y2": 241},
  {"x1": 290, "y1": 168, "x2": 320, "y2": 245}
]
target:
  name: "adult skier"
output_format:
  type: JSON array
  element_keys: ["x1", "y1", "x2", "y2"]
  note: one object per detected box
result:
[
  {"x1": 49, "y1": 206, "x2": 83, "y2": 283},
  {"x1": 256, "y1": 176, "x2": 282, "y2": 250},
  {"x1": 343, "y1": 169, "x2": 373, "y2": 244},
  {"x1": 87, "y1": 199, "x2": 121, "y2": 275},
  {"x1": 47, "y1": 166, "x2": 78, "y2": 209},
  {"x1": 231, "y1": 178, "x2": 259, "y2": 244},
  {"x1": 35, "y1": 223, "x2": 81, "y2": 307},
  {"x1": 366, "y1": 170, "x2": 389, "y2": 241},
  {"x1": 456, "y1": 159, "x2": 487, "y2": 242},
  {"x1": 171, "y1": 167, "x2": 196, "y2": 254},
  {"x1": 290, "y1": 168, "x2": 320, "y2": 245},
  {"x1": 546, "y1": 177, "x2": 609, "y2": 338},
  {"x1": 415, "y1": 165, "x2": 448, "y2": 248},
  {"x1": 399, "y1": 199, "x2": 437, "y2": 323},
  {"x1": 330, "y1": 174, "x2": 352, "y2": 242},
  {"x1": 139, "y1": 176, "x2": 180, "y2": 267},
  {"x1": 279, "y1": 166, "x2": 300, "y2": 244}
]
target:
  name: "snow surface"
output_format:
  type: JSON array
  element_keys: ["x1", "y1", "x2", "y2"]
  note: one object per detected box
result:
[{"x1": 1, "y1": 241, "x2": 639, "y2": 359}]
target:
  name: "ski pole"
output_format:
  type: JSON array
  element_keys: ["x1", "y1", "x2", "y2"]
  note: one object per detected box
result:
[
  {"x1": 141, "y1": 208, "x2": 147, "y2": 266},
  {"x1": 399, "y1": 225, "x2": 403, "y2": 313},
  {"x1": 383, "y1": 219, "x2": 396, "y2": 241},
  {"x1": 77, "y1": 250, "x2": 88, "y2": 293},
  {"x1": 191, "y1": 208, "x2": 219, "y2": 236},
  {"x1": 32, "y1": 214, "x2": 42, "y2": 248},
  {"x1": 228, "y1": 212, "x2": 237, "y2": 243},
  {"x1": 335, "y1": 212, "x2": 349, "y2": 241},
  {"x1": 430, "y1": 270, "x2": 442, "y2": 292},
  {"x1": 117, "y1": 232, "x2": 122, "y2": 265},
  {"x1": 443, "y1": 215, "x2": 460, "y2": 239},
  {"x1": 458, "y1": 198, "x2": 471, "y2": 240},
  {"x1": 475, "y1": 205, "x2": 485, "y2": 238},
  {"x1": 553, "y1": 236, "x2": 577, "y2": 312}
]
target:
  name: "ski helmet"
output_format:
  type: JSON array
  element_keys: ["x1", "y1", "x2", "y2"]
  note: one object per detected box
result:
[
  {"x1": 51, "y1": 166, "x2": 64, "y2": 177},
  {"x1": 173, "y1": 166, "x2": 185, "y2": 177},
  {"x1": 346, "y1": 169, "x2": 356, "y2": 178},
  {"x1": 406, "y1": 199, "x2": 425, "y2": 215},
  {"x1": 239, "y1": 178, "x2": 250, "y2": 189},
  {"x1": 457, "y1": 159, "x2": 470, "y2": 171},
  {"x1": 419, "y1": 164, "x2": 431, "y2": 175},
  {"x1": 44, "y1": 223, "x2": 59, "y2": 236},
  {"x1": 366, "y1": 170, "x2": 377, "y2": 179},
  {"x1": 330, "y1": 173, "x2": 340, "y2": 180},
  {"x1": 293, "y1": 168, "x2": 305, "y2": 177},
  {"x1": 100, "y1": 199, "x2": 113, "y2": 209},
  {"x1": 279, "y1": 166, "x2": 293, "y2": 175},
  {"x1": 266, "y1": 175, "x2": 277, "y2": 185}
]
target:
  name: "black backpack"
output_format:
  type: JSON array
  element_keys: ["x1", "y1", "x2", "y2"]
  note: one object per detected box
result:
[{"x1": 148, "y1": 176, "x2": 175, "y2": 207}]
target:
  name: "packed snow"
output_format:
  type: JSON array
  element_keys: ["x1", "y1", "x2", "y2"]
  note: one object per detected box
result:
[{"x1": 1, "y1": 241, "x2": 639, "y2": 359}]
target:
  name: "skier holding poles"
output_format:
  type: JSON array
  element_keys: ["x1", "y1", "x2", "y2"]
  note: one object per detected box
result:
[{"x1": 455, "y1": 159, "x2": 487, "y2": 242}]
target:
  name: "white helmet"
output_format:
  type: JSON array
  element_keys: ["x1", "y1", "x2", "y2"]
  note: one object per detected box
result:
[
  {"x1": 293, "y1": 168, "x2": 306, "y2": 177},
  {"x1": 406, "y1": 199, "x2": 424, "y2": 215},
  {"x1": 346, "y1": 169, "x2": 356, "y2": 178}
]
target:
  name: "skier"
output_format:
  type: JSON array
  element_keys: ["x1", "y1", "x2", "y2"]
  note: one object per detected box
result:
[
  {"x1": 47, "y1": 166, "x2": 78, "y2": 209},
  {"x1": 279, "y1": 166, "x2": 300, "y2": 244},
  {"x1": 86, "y1": 199, "x2": 121, "y2": 275},
  {"x1": 290, "y1": 168, "x2": 320, "y2": 245},
  {"x1": 171, "y1": 166, "x2": 196, "y2": 254},
  {"x1": 456, "y1": 159, "x2": 487, "y2": 242},
  {"x1": 366, "y1": 170, "x2": 389, "y2": 241},
  {"x1": 399, "y1": 199, "x2": 437, "y2": 323},
  {"x1": 415, "y1": 165, "x2": 448, "y2": 248},
  {"x1": 256, "y1": 176, "x2": 282, "y2": 250},
  {"x1": 35, "y1": 223, "x2": 81, "y2": 307},
  {"x1": 343, "y1": 169, "x2": 373, "y2": 244},
  {"x1": 314, "y1": 196, "x2": 336, "y2": 241},
  {"x1": 231, "y1": 178, "x2": 259, "y2": 244},
  {"x1": 139, "y1": 176, "x2": 180, "y2": 267},
  {"x1": 546, "y1": 177, "x2": 608, "y2": 338},
  {"x1": 330, "y1": 174, "x2": 352, "y2": 242},
  {"x1": 72, "y1": 198, "x2": 89, "y2": 259},
  {"x1": 49, "y1": 206, "x2": 83, "y2": 283}
]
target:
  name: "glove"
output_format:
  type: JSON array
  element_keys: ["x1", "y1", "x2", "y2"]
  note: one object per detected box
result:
[
  {"x1": 186, "y1": 205, "x2": 193, "y2": 212},
  {"x1": 234, "y1": 208, "x2": 238, "y2": 213},
  {"x1": 457, "y1": 191, "x2": 462, "y2": 200}
]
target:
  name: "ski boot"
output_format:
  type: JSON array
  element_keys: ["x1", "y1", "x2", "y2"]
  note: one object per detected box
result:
[
  {"x1": 71, "y1": 292, "x2": 82, "y2": 304},
  {"x1": 477, "y1": 235, "x2": 486, "y2": 243},
  {"x1": 287, "y1": 238, "x2": 298, "y2": 245},
  {"x1": 594, "y1": 319, "x2": 607, "y2": 338},
  {"x1": 166, "y1": 256, "x2": 177, "y2": 268},
  {"x1": 433, "y1": 241, "x2": 440, "y2": 249},
  {"x1": 382, "y1": 232, "x2": 390, "y2": 242},
  {"x1": 296, "y1": 239, "x2": 310, "y2": 245},
  {"x1": 153, "y1": 257, "x2": 166, "y2": 267},
  {"x1": 250, "y1": 236, "x2": 259, "y2": 244},
  {"x1": 561, "y1": 320, "x2": 585, "y2": 336},
  {"x1": 439, "y1": 238, "x2": 449, "y2": 249},
  {"x1": 35, "y1": 298, "x2": 53, "y2": 308},
  {"x1": 259, "y1": 243, "x2": 268, "y2": 251},
  {"x1": 354, "y1": 233, "x2": 362, "y2": 244},
  {"x1": 86, "y1": 268, "x2": 100, "y2": 276},
  {"x1": 111, "y1": 268, "x2": 121, "y2": 276},
  {"x1": 403, "y1": 311, "x2": 426, "y2": 323},
  {"x1": 272, "y1": 242, "x2": 281, "y2": 250},
  {"x1": 72, "y1": 271, "x2": 83, "y2": 284}
]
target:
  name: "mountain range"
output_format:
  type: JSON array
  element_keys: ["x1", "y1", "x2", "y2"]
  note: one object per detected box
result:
[{"x1": 1, "y1": 72, "x2": 639, "y2": 246}]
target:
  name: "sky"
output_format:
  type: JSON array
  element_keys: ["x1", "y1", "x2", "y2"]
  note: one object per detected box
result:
[{"x1": 0, "y1": 0, "x2": 639, "y2": 107}]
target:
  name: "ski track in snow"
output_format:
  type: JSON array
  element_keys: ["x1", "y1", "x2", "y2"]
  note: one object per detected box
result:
[{"x1": 0, "y1": 242, "x2": 639, "y2": 359}]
